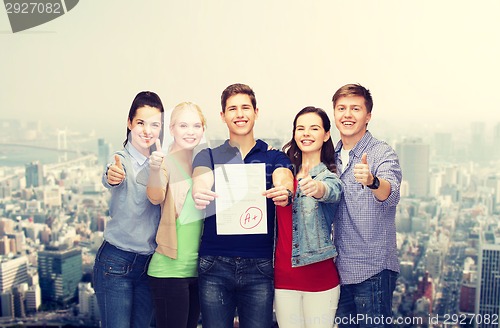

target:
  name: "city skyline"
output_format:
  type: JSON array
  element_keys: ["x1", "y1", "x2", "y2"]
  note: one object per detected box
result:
[{"x1": 2, "y1": 3, "x2": 500, "y2": 324}]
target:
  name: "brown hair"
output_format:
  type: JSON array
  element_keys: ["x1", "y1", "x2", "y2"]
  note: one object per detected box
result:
[
  {"x1": 332, "y1": 83, "x2": 373, "y2": 113},
  {"x1": 220, "y1": 83, "x2": 257, "y2": 112}
]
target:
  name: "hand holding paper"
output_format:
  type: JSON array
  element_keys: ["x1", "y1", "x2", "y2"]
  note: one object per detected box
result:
[{"x1": 263, "y1": 185, "x2": 288, "y2": 207}]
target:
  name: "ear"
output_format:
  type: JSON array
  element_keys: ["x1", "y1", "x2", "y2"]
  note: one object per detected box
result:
[
  {"x1": 220, "y1": 111, "x2": 226, "y2": 124},
  {"x1": 254, "y1": 107, "x2": 259, "y2": 119},
  {"x1": 127, "y1": 118, "x2": 132, "y2": 130},
  {"x1": 366, "y1": 112, "x2": 372, "y2": 125},
  {"x1": 324, "y1": 130, "x2": 331, "y2": 142},
  {"x1": 169, "y1": 124, "x2": 174, "y2": 137}
]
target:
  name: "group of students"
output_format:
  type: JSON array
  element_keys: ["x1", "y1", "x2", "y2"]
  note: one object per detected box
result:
[{"x1": 92, "y1": 82, "x2": 403, "y2": 328}]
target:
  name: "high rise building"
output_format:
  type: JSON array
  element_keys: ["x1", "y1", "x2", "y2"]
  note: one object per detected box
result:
[
  {"x1": 25, "y1": 161, "x2": 44, "y2": 188},
  {"x1": 485, "y1": 175, "x2": 500, "y2": 211},
  {"x1": 396, "y1": 138, "x2": 430, "y2": 198},
  {"x1": 97, "y1": 138, "x2": 111, "y2": 168},
  {"x1": 0, "y1": 218, "x2": 14, "y2": 236},
  {"x1": 6, "y1": 232, "x2": 25, "y2": 255},
  {"x1": 424, "y1": 247, "x2": 443, "y2": 280},
  {"x1": 38, "y1": 247, "x2": 82, "y2": 305},
  {"x1": 78, "y1": 282, "x2": 99, "y2": 320},
  {"x1": 97, "y1": 216, "x2": 106, "y2": 232},
  {"x1": 13, "y1": 283, "x2": 27, "y2": 318},
  {"x1": 433, "y1": 132, "x2": 454, "y2": 161},
  {"x1": 475, "y1": 233, "x2": 500, "y2": 328},
  {"x1": 24, "y1": 284, "x2": 41, "y2": 313},
  {"x1": 494, "y1": 123, "x2": 500, "y2": 161},
  {"x1": 0, "y1": 236, "x2": 11, "y2": 255},
  {"x1": 0, "y1": 256, "x2": 29, "y2": 294},
  {"x1": 0, "y1": 292, "x2": 14, "y2": 318},
  {"x1": 470, "y1": 122, "x2": 488, "y2": 163},
  {"x1": 460, "y1": 271, "x2": 476, "y2": 314}
]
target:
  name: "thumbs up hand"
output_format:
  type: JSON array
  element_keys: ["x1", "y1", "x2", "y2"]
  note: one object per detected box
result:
[
  {"x1": 353, "y1": 153, "x2": 372, "y2": 187},
  {"x1": 149, "y1": 139, "x2": 165, "y2": 172},
  {"x1": 107, "y1": 154, "x2": 126, "y2": 185},
  {"x1": 297, "y1": 163, "x2": 320, "y2": 197}
]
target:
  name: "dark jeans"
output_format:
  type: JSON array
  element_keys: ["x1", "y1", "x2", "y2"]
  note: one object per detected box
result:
[
  {"x1": 198, "y1": 255, "x2": 274, "y2": 328},
  {"x1": 93, "y1": 241, "x2": 153, "y2": 328},
  {"x1": 336, "y1": 270, "x2": 398, "y2": 328},
  {"x1": 148, "y1": 276, "x2": 200, "y2": 328}
]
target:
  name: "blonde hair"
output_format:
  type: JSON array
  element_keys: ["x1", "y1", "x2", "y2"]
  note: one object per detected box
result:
[{"x1": 170, "y1": 102, "x2": 206, "y2": 128}]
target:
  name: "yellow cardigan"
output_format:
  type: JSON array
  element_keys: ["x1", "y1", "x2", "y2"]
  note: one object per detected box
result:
[{"x1": 147, "y1": 162, "x2": 179, "y2": 259}]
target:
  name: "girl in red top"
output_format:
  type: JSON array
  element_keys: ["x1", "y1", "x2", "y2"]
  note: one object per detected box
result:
[{"x1": 275, "y1": 107, "x2": 342, "y2": 328}]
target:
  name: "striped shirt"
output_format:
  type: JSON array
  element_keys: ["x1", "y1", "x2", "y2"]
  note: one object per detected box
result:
[{"x1": 334, "y1": 131, "x2": 402, "y2": 285}]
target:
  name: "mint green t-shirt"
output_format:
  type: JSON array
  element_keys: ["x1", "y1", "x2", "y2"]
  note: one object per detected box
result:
[{"x1": 148, "y1": 186, "x2": 203, "y2": 278}]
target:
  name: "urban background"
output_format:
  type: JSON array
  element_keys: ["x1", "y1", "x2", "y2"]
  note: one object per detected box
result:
[
  {"x1": 0, "y1": 117, "x2": 500, "y2": 327},
  {"x1": 2, "y1": 1, "x2": 500, "y2": 327}
]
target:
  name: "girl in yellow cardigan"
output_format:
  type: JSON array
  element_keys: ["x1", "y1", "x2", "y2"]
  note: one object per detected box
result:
[{"x1": 146, "y1": 102, "x2": 206, "y2": 328}]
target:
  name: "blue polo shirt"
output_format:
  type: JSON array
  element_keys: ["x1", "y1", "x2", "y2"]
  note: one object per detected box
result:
[{"x1": 193, "y1": 139, "x2": 292, "y2": 259}]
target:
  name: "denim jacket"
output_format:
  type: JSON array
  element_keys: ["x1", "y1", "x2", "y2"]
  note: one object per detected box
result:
[{"x1": 291, "y1": 162, "x2": 342, "y2": 267}]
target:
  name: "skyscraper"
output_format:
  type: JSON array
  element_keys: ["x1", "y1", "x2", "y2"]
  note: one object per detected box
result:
[
  {"x1": 97, "y1": 138, "x2": 111, "y2": 168},
  {"x1": 38, "y1": 247, "x2": 82, "y2": 305},
  {"x1": 494, "y1": 123, "x2": 500, "y2": 161},
  {"x1": 470, "y1": 121, "x2": 488, "y2": 163},
  {"x1": 396, "y1": 138, "x2": 430, "y2": 198},
  {"x1": 0, "y1": 256, "x2": 29, "y2": 294},
  {"x1": 476, "y1": 233, "x2": 500, "y2": 328},
  {"x1": 25, "y1": 161, "x2": 44, "y2": 188},
  {"x1": 433, "y1": 132, "x2": 453, "y2": 162}
]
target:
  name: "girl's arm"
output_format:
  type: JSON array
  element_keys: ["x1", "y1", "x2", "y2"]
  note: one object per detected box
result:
[{"x1": 147, "y1": 140, "x2": 167, "y2": 205}]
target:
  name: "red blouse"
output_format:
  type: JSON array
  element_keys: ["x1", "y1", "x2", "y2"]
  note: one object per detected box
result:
[{"x1": 274, "y1": 180, "x2": 340, "y2": 292}]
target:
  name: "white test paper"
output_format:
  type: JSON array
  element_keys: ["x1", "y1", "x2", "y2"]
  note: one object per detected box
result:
[{"x1": 214, "y1": 163, "x2": 267, "y2": 235}]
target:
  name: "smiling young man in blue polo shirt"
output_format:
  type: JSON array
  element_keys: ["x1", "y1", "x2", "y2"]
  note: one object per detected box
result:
[{"x1": 192, "y1": 83, "x2": 293, "y2": 328}]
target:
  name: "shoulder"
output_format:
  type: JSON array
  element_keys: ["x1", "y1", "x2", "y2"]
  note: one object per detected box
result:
[
  {"x1": 365, "y1": 136, "x2": 398, "y2": 160},
  {"x1": 315, "y1": 165, "x2": 339, "y2": 181},
  {"x1": 265, "y1": 150, "x2": 292, "y2": 170},
  {"x1": 256, "y1": 140, "x2": 290, "y2": 163},
  {"x1": 193, "y1": 148, "x2": 212, "y2": 168}
]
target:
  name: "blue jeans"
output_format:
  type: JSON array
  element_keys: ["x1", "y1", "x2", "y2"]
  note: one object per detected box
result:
[
  {"x1": 198, "y1": 256, "x2": 274, "y2": 328},
  {"x1": 93, "y1": 241, "x2": 153, "y2": 328},
  {"x1": 336, "y1": 270, "x2": 398, "y2": 328}
]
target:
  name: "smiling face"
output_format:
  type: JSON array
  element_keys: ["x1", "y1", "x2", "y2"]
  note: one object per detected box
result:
[
  {"x1": 220, "y1": 93, "x2": 258, "y2": 139},
  {"x1": 127, "y1": 105, "x2": 162, "y2": 156},
  {"x1": 294, "y1": 112, "x2": 330, "y2": 155},
  {"x1": 170, "y1": 108, "x2": 205, "y2": 151},
  {"x1": 333, "y1": 95, "x2": 371, "y2": 148}
]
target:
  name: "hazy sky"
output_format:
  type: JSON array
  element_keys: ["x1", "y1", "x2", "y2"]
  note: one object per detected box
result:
[{"x1": 1, "y1": 1, "x2": 500, "y2": 149}]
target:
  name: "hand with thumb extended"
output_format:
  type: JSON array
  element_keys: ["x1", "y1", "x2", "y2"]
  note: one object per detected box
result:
[
  {"x1": 114, "y1": 154, "x2": 123, "y2": 170},
  {"x1": 361, "y1": 153, "x2": 368, "y2": 165},
  {"x1": 354, "y1": 152, "x2": 371, "y2": 187},
  {"x1": 298, "y1": 162, "x2": 319, "y2": 197},
  {"x1": 149, "y1": 139, "x2": 165, "y2": 171},
  {"x1": 107, "y1": 154, "x2": 126, "y2": 185}
]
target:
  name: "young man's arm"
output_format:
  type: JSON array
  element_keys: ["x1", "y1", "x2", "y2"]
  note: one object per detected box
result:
[
  {"x1": 354, "y1": 151, "x2": 401, "y2": 202},
  {"x1": 367, "y1": 176, "x2": 391, "y2": 201},
  {"x1": 263, "y1": 167, "x2": 294, "y2": 207}
]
